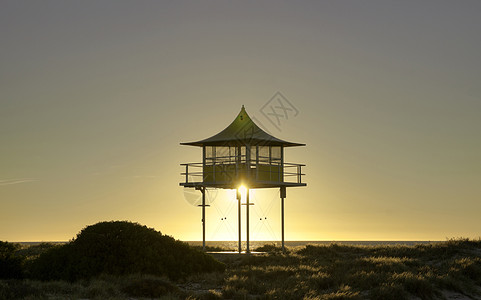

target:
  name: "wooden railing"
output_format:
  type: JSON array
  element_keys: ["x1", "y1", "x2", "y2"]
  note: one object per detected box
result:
[{"x1": 180, "y1": 161, "x2": 305, "y2": 185}]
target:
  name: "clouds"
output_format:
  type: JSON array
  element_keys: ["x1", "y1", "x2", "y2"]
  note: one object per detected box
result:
[{"x1": 0, "y1": 178, "x2": 38, "y2": 186}]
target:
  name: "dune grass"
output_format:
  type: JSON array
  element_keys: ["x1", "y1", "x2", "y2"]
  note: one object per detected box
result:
[
  {"x1": 1, "y1": 238, "x2": 481, "y2": 299},
  {"x1": 219, "y1": 238, "x2": 481, "y2": 299},
  {"x1": 0, "y1": 274, "x2": 185, "y2": 300}
]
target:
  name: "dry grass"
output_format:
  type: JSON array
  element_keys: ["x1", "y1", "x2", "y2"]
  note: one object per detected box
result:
[
  {"x1": 218, "y1": 238, "x2": 481, "y2": 300},
  {"x1": 1, "y1": 238, "x2": 481, "y2": 299}
]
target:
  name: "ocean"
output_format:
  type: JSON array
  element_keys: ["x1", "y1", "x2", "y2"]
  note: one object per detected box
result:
[
  {"x1": 18, "y1": 240, "x2": 441, "y2": 248},
  {"x1": 186, "y1": 240, "x2": 442, "y2": 250}
]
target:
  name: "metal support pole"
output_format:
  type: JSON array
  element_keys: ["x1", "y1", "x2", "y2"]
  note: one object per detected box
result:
[
  {"x1": 196, "y1": 186, "x2": 209, "y2": 252},
  {"x1": 237, "y1": 188, "x2": 241, "y2": 253},
  {"x1": 281, "y1": 197, "x2": 285, "y2": 252},
  {"x1": 280, "y1": 186, "x2": 286, "y2": 252},
  {"x1": 201, "y1": 187, "x2": 206, "y2": 252},
  {"x1": 246, "y1": 188, "x2": 250, "y2": 254}
]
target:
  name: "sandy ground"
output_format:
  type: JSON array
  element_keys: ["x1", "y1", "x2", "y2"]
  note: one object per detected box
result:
[{"x1": 441, "y1": 290, "x2": 476, "y2": 300}]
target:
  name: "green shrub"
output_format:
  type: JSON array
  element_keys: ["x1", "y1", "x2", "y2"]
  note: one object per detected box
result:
[
  {"x1": 451, "y1": 257, "x2": 481, "y2": 282},
  {"x1": 15, "y1": 243, "x2": 58, "y2": 261},
  {"x1": 254, "y1": 243, "x2": 284, "y2": 253},
  {"x1": 369, "y1": 283, "x2": 408, "y2": 300},
  {"x1": 28, "y1": 221, "x2": 224, "y2": 281},
  {"x1": 121, "y1": 276, "x2": 179, "y2": 298},
  {"x1": 390, "y1": 272, "x2": 434, "y2": 299},
  {"x1": 0, "y1": 241, "x2": 23, "y2": 279},
  {"x1": 0, "y1": 280, "x2": 44, "y2": 299}
]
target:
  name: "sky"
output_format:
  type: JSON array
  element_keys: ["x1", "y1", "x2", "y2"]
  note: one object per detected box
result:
[{"x1": 1, "y1": 1, "x2": 480, "y2": 242}]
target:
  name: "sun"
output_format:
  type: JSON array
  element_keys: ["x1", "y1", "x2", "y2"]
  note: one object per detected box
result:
[
  {"x1": 238, "y1": 184, "x2": 247, "y2": 194},
  {"x1": 238, "y1": 184, "x2": 248, "y2": 202}
]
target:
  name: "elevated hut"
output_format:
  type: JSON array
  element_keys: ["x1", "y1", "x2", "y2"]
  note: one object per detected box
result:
[{"x1": 180, "y1": 106, "x2": 306, "y2": 252}]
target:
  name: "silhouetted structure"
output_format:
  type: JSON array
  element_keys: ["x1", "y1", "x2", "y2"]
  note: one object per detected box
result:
[{"x1": 180, "y1": 106, "x2": 306, "y2": 252}]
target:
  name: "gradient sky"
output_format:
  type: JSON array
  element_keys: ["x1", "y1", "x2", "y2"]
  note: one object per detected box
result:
[{"x1": 1, "y1": 1, "x2": 480, "y2": 242}]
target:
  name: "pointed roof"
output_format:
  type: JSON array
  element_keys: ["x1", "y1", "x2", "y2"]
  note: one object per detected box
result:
[{"x1": 181, "y1": 106, "x2": 305, "y2": 147}]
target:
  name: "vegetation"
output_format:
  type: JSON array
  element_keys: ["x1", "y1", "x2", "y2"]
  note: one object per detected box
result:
[
  {"x1": 1, "y1": 227, "x2": 481, "y2": 299},
  {"x1": 192, "y1": 245, "x2": 236, "y2": 252},
  {"x1": 253, "y1": 243, "x2": 285, "y2": 253},
  {"x1": 27, "y1": 221, "x2": 225, "y2": 282},
  {"x1": 0, "y1": 274, "x2": 187, "y2": 299},
  {"x1": 220, "y1": 239, "x2": 481, "y2": 299},
  {"x1": 0, "y1": 241, "x2": 23, "y2": 279}
]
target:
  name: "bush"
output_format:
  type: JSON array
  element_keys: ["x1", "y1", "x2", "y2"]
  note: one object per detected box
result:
[
  {"x1": 15, "y1": 242, "x2": 58, "y2": 260},
  {"x1": 254, "y1": 243, "x2": 284, "y2": 253},
  {"x1": 0, "y1": 241, "x2": 23, "y2": 279},
  {"x1": 0, "y1": 279, "x2": 43, "y2": 299},
  {"x1": 121, "y1": 276, "x2": 180, "y2": 298},
  {"x1": 28, "y1": 221, "x2": 224, "y2": 281}
]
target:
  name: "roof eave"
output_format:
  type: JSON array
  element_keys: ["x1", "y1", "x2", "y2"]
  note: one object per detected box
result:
[
  {"x1": 179, "y1": 142, "x2": 203, "y2": 147},
  {"x1": 284, "y1": 143, "x2": 306, "y2": 147},
  {"x1": 180, "y1": 141, "x2": 306, "y2": 147}
]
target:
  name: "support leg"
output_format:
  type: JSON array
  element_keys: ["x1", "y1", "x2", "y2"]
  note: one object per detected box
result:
[
  {"x1": 246, "y1": 188, "x2": 250, "y2": 254},
  {"x1": 280, "y1": 187, "x2": 286, "y2": 252},
  {"x1": 202, "y1": 187, "x2": 206, "y2": 252},
  {"x1": 237, "y1": 188, "x2": 241, "y2": 253},
  {"x1": 281, "y1": 197, "x2": 284, "y2": 252}
]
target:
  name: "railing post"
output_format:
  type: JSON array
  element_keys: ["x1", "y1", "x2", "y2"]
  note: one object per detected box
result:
[
  {"x1": 256, "y1": 145, "x2": 259, "y2": 181},
  {"x1": 281, "y1": 146, "x2": 284, "y2": 183},
  {"x1": 297, "y1": 165, "x2": 302, "y2": 183},
  {"x1": 201, "y1": 187, "x2": 206, "y2": 251},
  {"x1": 185, "y1": 164, "x2": 189, "y2": 183},
  {"x1": 278, "y1": 162, "x2": 281, "y2": 182}
]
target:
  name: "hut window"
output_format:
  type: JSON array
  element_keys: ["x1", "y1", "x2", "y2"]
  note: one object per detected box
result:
[
  {"x1": 205, "y1": 146, "x2": 253, "y2": 164},
  {"x1": 250, "y1": 146, "x2": 257, "y2": 163},
  {"x1": 257, "y1": 146, "x2": 281, "y2": 164},
  {"x1": 271, "y1": 146, "x2": 281, "y2": 163},
  {"x1": 240, "y1": 146, "x2": 246, "y2": 162},
  {"x1": 258, "y1": 146, "x2": 269, "y2": 163},
  {"x1": 215, "y1": 146, "x2": 230, "y2": 163},
  {"x1": 205, "y1": 146, "x2": 215, "y2": 165}
]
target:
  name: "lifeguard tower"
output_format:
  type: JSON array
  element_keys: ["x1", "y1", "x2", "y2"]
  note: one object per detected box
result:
[{"x1": 180, "y1": 106, "x2": 306, "y2": 252}]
